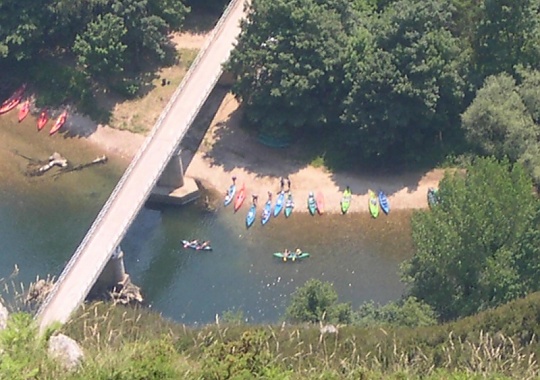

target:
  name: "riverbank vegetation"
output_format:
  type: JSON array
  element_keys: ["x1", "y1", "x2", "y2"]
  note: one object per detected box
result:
[
  {"x1": 228, "y1": 0, "x2": 540, "y2": 174},
  {"x1": 1, "y1": 291, "x2": 540, "y2": 379}
]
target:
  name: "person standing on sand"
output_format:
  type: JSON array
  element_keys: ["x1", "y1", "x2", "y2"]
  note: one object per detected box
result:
[
  {"x1": 280, "y1": 177, "x2": 285, "y2": 191},
  {"x1": 287, "y1": 178, "x2": 291, "y2": 191},
  {"x1": 268, "y1": 191, "x2": 272, "y2": 201},
  {"x1": 232, "y1": 176, "x2": 237, "y2": 184},
  {"x1": 252, "y1": 194, "x2": 258, "y2": 205}
]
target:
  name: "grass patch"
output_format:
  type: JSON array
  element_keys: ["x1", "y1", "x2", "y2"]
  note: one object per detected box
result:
[{"x1": 109, "y1": 48, "x2": 198, "y2": 134}]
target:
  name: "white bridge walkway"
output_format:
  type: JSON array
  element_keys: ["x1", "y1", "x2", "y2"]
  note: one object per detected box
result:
[{"x1": 37, "y1": 0, "x2": 246, "y2": 331}]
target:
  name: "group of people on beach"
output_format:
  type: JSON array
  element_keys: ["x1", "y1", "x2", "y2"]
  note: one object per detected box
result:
[{"x1": 248, "y1": 176, "x2": 291, "y2": 206}]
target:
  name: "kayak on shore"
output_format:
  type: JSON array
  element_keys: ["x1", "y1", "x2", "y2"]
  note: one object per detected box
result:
[
  {"x1": 368, "y1": 190, "x2": 379, "y2": 218},
  {"x1": 284, "y1": 192, "x2": 294, "y2": 218},
  {"x1": 37, "y1": 109, "x2": 49, "y2": 131},
  {"x1": 378, "y1": 190, "x2": 390, "y2": 215},
  {"x1": 0, "y1": 84, "x2": 26, "y2": 115},
  {"x1": 341, "y1": 186, "x2": 352, "y2": 214},
  {"x1": 18, "y1": 100, "x2": 30, "y2": 122},
  {"x1": 50, "y1": 110, "x2": 68, "y2": 136}
]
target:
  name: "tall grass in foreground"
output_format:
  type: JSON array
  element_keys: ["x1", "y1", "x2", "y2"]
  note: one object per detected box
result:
[{"x1": 56, "y1": 298, "x2": 540, "y2": 379}]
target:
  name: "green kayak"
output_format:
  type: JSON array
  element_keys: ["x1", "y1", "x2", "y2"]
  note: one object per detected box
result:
[
  {"x1": 273, "y1": 251, "x2": 310, "y2": 261},
  {"x1": 341, "y1": 188, "x2": 352, "y2": 214},
  {"x1": 368, "y1": 190, "x2": 379, "y2": 218}
]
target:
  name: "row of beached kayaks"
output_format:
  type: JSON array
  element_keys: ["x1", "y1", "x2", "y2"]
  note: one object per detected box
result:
[
  {"x1": 0, "y1": 84, "x2": 68, "y2": 135},
  {"x1": 224, "y1": 180, "x2": 398, "y2": 224}
]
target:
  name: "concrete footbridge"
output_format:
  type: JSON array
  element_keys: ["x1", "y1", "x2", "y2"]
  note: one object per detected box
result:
[{"x1": 36, "y1": 0, "x2": 246, "y2": 331}]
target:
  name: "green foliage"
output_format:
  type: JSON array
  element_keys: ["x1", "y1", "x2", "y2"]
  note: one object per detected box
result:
[
  {"x1": 461, "y1": 71, "x2": 540, "y2": 182},
  {"x1": 199, "y1": 330, "x2": 290, "y2": 379},
  {"x1": 355, "y1": 296, "x2": 438, "y2": 328},
  {"x1": 341, "y1": 0, "x2": 466, "y2": 162},
  {"x1": 0, "y1": 1, "x2": 44, "y2": 60},
  {"x1": 81, "y1": 338, "x2": 184, "y2": 380},
  {"x1": 286, "y1": 279, "x2": 352, "y2": 324},
  {"x1": 227, "y1": 0, "x2": 353, "y2": 138},
  {"x1": 403, "y1": 157, "x2": 539, "y2": 320},
  {"x1": 73, "y1": 13, "x2": 128, "y2": 78},
  {"x1": 472, "y1": 0, "x2": 540, "y2": 78},
  {"x1": 0, "y1": 313, "x2": 46, "y2": 380},
  {"x1": 461, "y1": 73, "x2": 537, "y2": 161}
]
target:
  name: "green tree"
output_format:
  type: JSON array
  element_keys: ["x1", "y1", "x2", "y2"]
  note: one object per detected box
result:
[
  {"x1": 73, "y1": 13, "x2": 128, "y2": 78},
  {"x1": 472, "y1": 0, "x2": 540, "y2": 78},
  {"x1": 0, "y1": 1, "x2": 44, "y2": 60},
  {"x1": 286, "y1": 279, "x2": 352, "y2": 324},
  {"x1": 341, "y1": 0, "x2": 466, "y2": 162},
  {"x1": 226, "y1": 0, "x2": 352, "y2": 138},
  {"x1": 403, "y1": 157, "x2": 539, "y2": 320},
  {"x1": 354, "y1": 297, "x2": 438, "y2": 327},
  {"x1": 461, "y1": 73, "x2": 538, "y2": 162}
]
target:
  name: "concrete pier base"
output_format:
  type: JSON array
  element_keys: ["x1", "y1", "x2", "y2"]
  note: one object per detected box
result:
[
  {"x1": 92, "y1": 246, "x2": 129, "y2": 295},
  {"x1": 149, "y1": 149, "x2": 200, "y2": 205},
  {"x1": 149, "y1": 177, "x2": 200, "y2": 205}
]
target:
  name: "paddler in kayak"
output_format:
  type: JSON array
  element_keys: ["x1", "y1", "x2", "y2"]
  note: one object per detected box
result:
[{"x1": 283, "y1": 249, "x2": 290, "y2": 261}]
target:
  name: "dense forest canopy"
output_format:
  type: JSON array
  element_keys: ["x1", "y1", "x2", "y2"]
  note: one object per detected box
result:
[{"x1": 228, "y1": 0, "x2": 540, "y2": 171}]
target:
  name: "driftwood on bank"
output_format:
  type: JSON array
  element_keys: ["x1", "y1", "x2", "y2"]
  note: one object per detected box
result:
[
  {"x1": 14, "y1": 149, "x2": 108, "y2": 177},
  {"x1": 52, "y1": 155, "x2": 107, "y2": 179}
]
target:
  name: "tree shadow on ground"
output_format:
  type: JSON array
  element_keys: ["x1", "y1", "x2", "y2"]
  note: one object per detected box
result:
[
  {"x1": 182, "y1": 8, "x2": 222, "y2": 34},
  {"x1": 198, "y1": 97, "x2": 445, "y2": 201}
]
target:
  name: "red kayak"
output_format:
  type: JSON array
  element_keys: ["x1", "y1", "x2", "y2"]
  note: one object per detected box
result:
[
  {"x1": 49, "y1": 110, "x2": 68, "y2": 136},
  {"x1": 37, "y1": 109, "x2": 49, "y2": 131},
  {"x1": 234, "y1": 183, "x2": 246, "y2": 212},
  {"x1": 0, "y1": 84, "x2": 26, "y2": 115},
  {"x1": 316, "y1": 191, "x2": 325, "y2": 215},
  {"x1": 18, "y1": 100, "x2": 30, "y2": 122}
]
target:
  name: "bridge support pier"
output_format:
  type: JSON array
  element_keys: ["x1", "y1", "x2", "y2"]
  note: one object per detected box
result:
[
  {"x1": 91, "y1": 247, "x2": 142, "y2": 304},
  {"x1": 149, "y1": 149, "x2": 200, "y2": 205}
]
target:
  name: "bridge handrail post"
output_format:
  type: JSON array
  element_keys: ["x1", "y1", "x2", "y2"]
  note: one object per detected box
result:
[{"x1": 36, "y1": 0, "x2": 246, "y2": 321}]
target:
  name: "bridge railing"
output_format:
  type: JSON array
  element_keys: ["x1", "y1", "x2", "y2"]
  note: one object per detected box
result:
[{"x1": 36, "y1": 0, "x2": 245, "y2": 321}]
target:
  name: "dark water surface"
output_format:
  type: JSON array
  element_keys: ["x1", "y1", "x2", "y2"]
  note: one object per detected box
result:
[{"x1": 0, "y1": 115, "x2": 413, "y2": 324}]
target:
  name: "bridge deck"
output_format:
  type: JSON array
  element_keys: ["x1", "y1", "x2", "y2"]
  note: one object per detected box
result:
[{"x1": 37, "y1": 0, "x2": 246, "y2": 331}]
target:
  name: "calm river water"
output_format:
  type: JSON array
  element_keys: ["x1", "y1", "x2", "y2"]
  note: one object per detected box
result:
[{"x1": 0, "y1": 115, "x2": 413, "y2": 324}]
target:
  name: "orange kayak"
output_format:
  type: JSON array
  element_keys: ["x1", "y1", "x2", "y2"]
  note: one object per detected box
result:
[
  {"x1": 37, "y1": 109, "x2": 49, "y2": 131},
  {"x1": 316, "y1": 191, "x2": 325, "y2": 215},
  {"x1": 18, "y1": 100, "x2": 30, "y2": 122},
  {"x1": 50, "y1": 110, "x2": 68, "y2": 136}
]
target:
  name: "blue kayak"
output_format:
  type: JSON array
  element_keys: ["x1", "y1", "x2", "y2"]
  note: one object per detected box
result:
[
  {"x1": 284, "y1": 193, "x2": 294, "y2": 218},
  {"x1": 273, "y1": 191, "x2": 285, "y2": 217},
  {"x1": 307, "y1": 193, "x2": 317, "y2": 215},
  {"x1": 378, "y1": 190, "x2": 390, "y2": 215},
  {"x1": 224, "y1": 183, "x2": 236, "y2": 206},
  {"x1": 261, "y1": 200, "x2": 272, "y2": 225},
  {"x1": 246, "y1": 204, "x2": 256, "y2": 228}
]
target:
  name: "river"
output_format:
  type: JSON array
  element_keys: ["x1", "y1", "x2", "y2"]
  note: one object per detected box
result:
[{"x1": 0, "y1": 115, "x2": 413, "y2": 324}]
